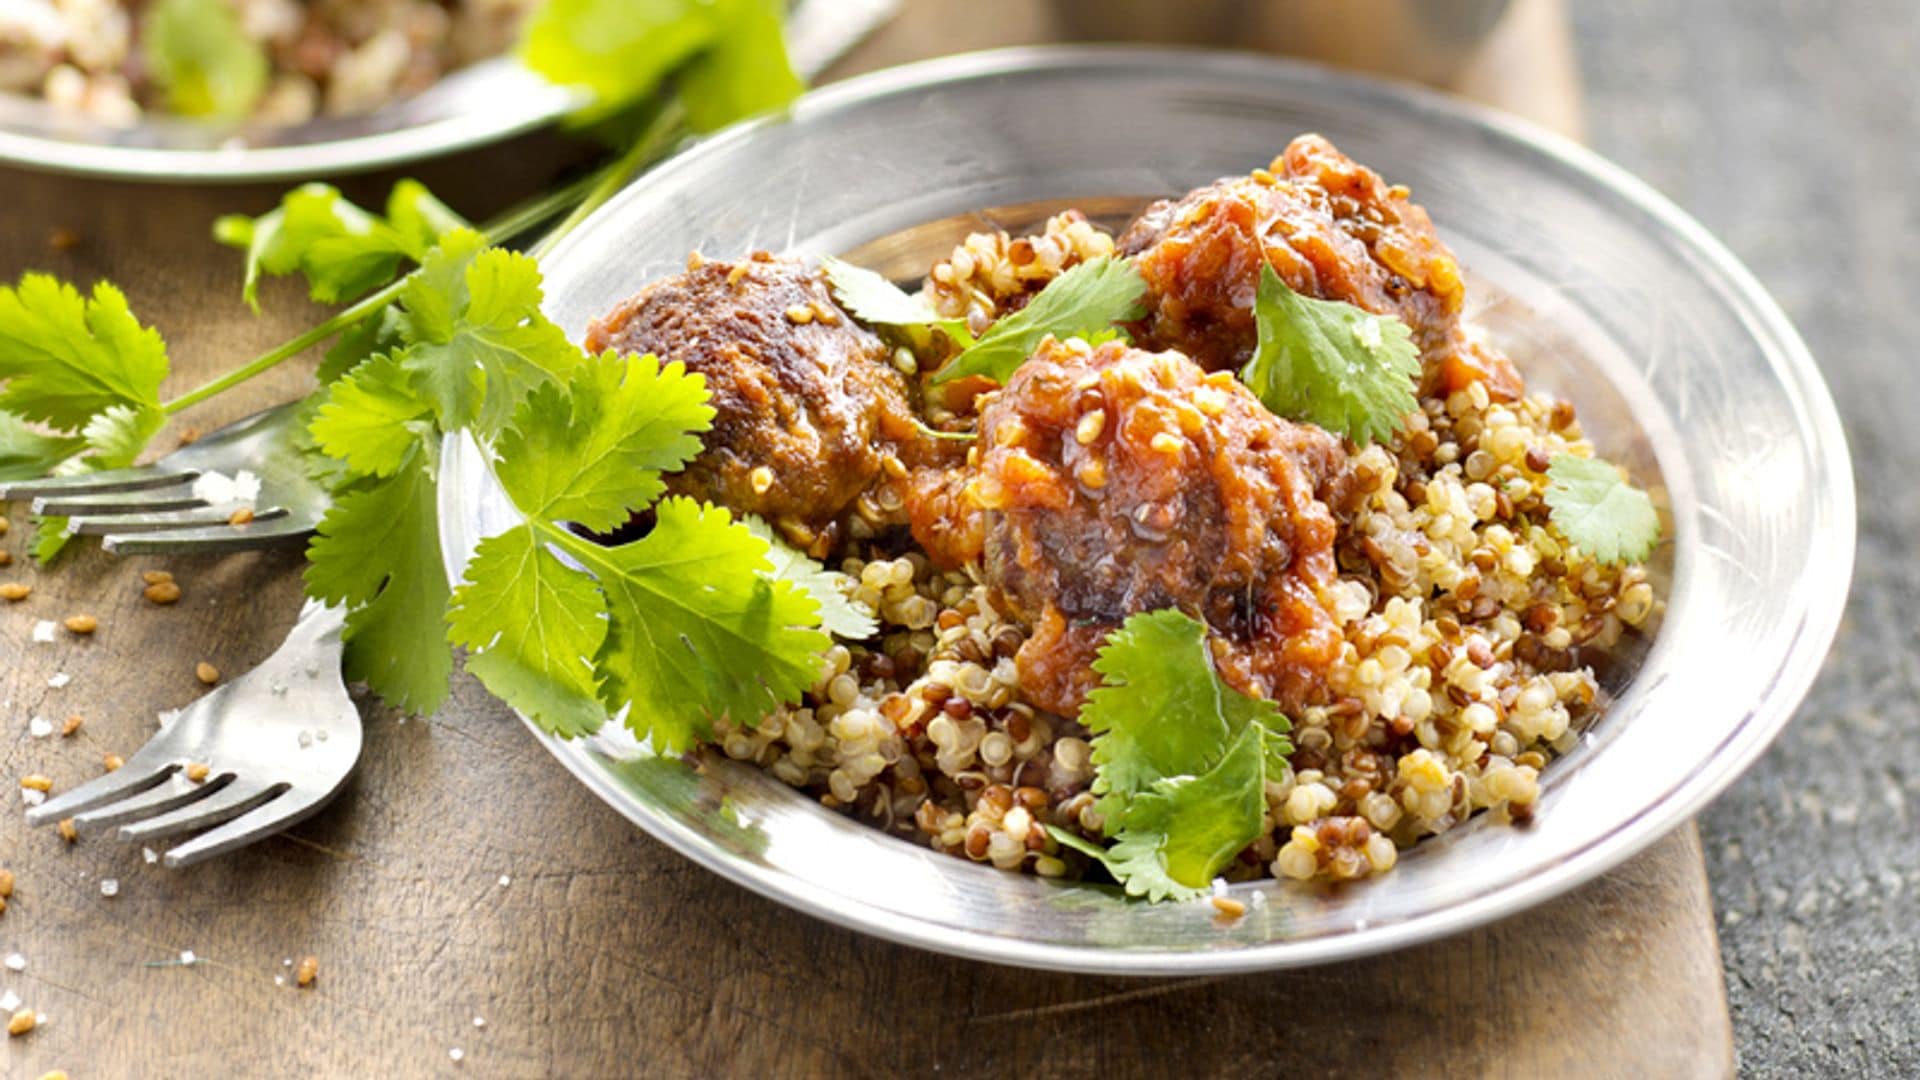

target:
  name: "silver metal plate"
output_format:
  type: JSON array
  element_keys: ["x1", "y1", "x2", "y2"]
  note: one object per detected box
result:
[{"x1": 437, "y1": 47, "x2": 1855, "y2": 973}]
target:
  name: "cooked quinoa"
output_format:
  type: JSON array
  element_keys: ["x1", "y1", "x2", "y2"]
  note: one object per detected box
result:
[
  {"x1": 0, "y1": 0, "x2": 534, "y2": 125},
  {"x1": 703, "y1": 205, "x2": 1659, "y2": 888},
  {"x1": 589, "y1": 131, "x2": 1668, "y2": 893}
]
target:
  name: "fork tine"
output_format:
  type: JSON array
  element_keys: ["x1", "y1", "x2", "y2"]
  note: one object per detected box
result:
[
  {"x1": 69, "y1": 505, "x2": 279, "y2": 536},
  {"x1": 102, "y1": 515, "x2": 313, "y2": 555},
  {"x1": 117, "y1": 780, "x2": 281, "y2": 844},
  {"x1": 23, "y1": 763, "x2": 177, "y2": 826},
  {"x1": 72, "y1": 772, "x2": 223, "y2": 832},
  {"x1": 162, "y1": 785, "x2": 335, "y2": 868},
  {"x1": 0, "y1": 466, "x2": 198, "y2": 501},
  {"x1": 34, "y1": 482, "x2": 204, "y2": 517}
]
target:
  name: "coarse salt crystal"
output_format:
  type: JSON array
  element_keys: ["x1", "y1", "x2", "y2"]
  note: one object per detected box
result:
[
  {"x1": 473, "y1": 1016, "x2": 485, "y2": 1029},
  {"x1": 270, "y1": 680, "x2": 288, "y2": 696},
  {"x1": 157, "y1": 709, "x2": 180, "y2": 729},
  {"x1": 449, "y1": 1048, "x2": 464, "y2": 1063},
  {"x1": 31, "y1": 620, "x2": 56, "y2": 643},
  {"x1": 46, "y1": 672, "x2": 70, "y2": 689},
  {"x1": 297, "y1": 731, "x2": 313, "y2": 749},
  {"x1": 274, "y1": 975, "x2": 285, "y2": 987},
  {"x1": 100, "y1": 878, "x2": 118, "y2": 898},
  {"x1": 21, "y1": 788, "x2": 44, "y2": 807},
  {"x1": 0, "y1": 990, "x2": 17, "y2": 1012},
  {"x1": 27, "y1": 716, "x2": 52, "y2": 738},
  {"x1": 4, "y1": 953, "x2": 24, "y2": 972},
  {"x1": 497, "y1": 875, "x2": 511, "y2": 888},
  {"x1": 143, "y1": 847, "x2": 158, "y2": 864},
  {"x1": 316, "y1": 730, "x2": 328, "y2": 742},
  {"x1": 179, "y1": 950, "x2": 197, "y2": 965}
]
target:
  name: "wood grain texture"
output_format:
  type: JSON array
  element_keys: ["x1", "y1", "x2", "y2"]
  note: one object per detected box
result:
[{"x1": 0, "y1": 3, "x2": 1737, "y2": 1076}]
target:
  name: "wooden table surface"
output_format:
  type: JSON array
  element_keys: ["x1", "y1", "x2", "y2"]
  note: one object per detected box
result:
[{"x1": 0, "y1": 2, "x2": 1737, "y2": 1076}]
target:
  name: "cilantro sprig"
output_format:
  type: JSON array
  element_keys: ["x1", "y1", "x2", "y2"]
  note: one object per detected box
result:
[
  {"x1": 1048, "y1": 610, "x2": 1293, "y2": 902},
  {"x1": 927, "y1": 256, "x2": 1148, "y2": 385},
  {"x1": 1240, "y1": 263, "x2": 1421, "y2": 446},
  {"x1": 1544, "y1": 453, "x2": 1661, "y2": 564},
  {"x1": 215, "y1": 182, "x2": 468, "y2": 312}
]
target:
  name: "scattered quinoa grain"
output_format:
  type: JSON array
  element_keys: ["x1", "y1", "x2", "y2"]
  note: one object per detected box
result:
[
  {"x1": 8, "y1": 1008, "x2": 34, "y2": 1036},
  {"x1": 1210, "y1": 896, "x2": 1248, "y2": 919},
  {"x1": 0, "y1": 583, "x2": 30, "y2": 602},
  {"x1": 0, "y1": 551, "x2": 11, "y2": 567},
  {"x1": 185, "y1": 763, "x2": 210, "y2": 783},
  {"x1": 177, "y1": 427, "x2": 202, "y2": 446},
  {"x1": 60, "y1": 715, "x2": 82, "y2": 737},
  {"x1": 228, "y1": 508, "x2": 255, "y2": 526},
  {"x1": 141, "y1": 570, "x2": 173, "y2": 586},
  {"x1": 103, "y1": 753, "x2": 123, "y2": 772},
  {"x1": 145, "y1": 581, "x2": 183, "y2": 605},
  {"x1": 49, "y1": 227, "x2": 79, "y2": 251},
  {"x1": 0, "y1": 868, "x2": 13, "y2": 896},
  {"x1": 296, "y1": 955, "x2": 318, "y2": 987},
  {"x1": 62, "y1": 614, "x2": 97, "y2": 635},
  {"x1": 57, "y1": 819, "x2": 76, "y2": 843},
  {"x1": 195, "y1": 662, "x2": 220, "y2": 685},
  {"x1": 20, "y1": 775, "x2": 52, "y2": 792}
]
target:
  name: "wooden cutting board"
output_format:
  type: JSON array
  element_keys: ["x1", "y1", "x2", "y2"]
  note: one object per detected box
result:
[{"x1": 0, "y1": 2, "x2": 1733, "y2": 1075}]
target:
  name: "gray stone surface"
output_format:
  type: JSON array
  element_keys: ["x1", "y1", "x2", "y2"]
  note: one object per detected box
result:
[{"x1": 1572, "y1": 2, "x2": 1920, "y2": 1074}]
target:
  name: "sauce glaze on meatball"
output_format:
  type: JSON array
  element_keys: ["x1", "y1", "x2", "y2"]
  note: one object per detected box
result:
[
  {"x1": 1120, "y1": 133, "x2": 1521, "y2": 399},
  {"x1": 910, "y1": 338, "x2": 1348, "y2": 717}
]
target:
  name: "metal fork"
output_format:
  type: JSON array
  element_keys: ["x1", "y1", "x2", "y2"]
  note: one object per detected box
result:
[
  {"x1": 0, "y1": 401, "x2": 326, "y2": 555},
  {"x1": 24, "y1": 599, "x2": 361, "y2": 868}
]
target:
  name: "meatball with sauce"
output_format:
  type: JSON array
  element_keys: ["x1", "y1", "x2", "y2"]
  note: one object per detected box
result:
[
  {"x1": 1120, "y1": 133, "x2": 1521, "y2": 399},
  {"x1": 910, "y1": 337, "x2": 1348, "y2": 717},
  {"x1": 585, "y1": 253, "x2": 921, "y2": 554}
]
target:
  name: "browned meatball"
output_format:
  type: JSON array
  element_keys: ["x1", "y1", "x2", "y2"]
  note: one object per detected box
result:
[
  {"x1": 585, "y1": 253, "x2": 920, "y2": 553},
  {"x1": 1120, "y1": 134, "x2": 1521, "y2": 400},
  {"x1": 909, "y1": 338, "x2": 1347, "y2": 717}
]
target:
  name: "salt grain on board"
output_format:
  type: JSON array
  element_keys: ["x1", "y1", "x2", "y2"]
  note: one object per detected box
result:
[
  {"x1": 46, "y1": 673, "x2": 70, "y2": 689},
  {"x1": 27, "y1": 717, "x2": 51, "y2": 738},
  {"x1": 31, "y1": 621, "x2": 55, "y2": 643}
]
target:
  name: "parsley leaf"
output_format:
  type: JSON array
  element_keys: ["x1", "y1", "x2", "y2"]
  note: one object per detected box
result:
[
  {"x1": 929, "y1": 256, "x2": 1147, "y2": 385},
  {"x1": 1240, "y1": 263, "x2": 1420, "y2": 446},
  {"x1": 677, "y1": 0, "x2": 803, "y2": 133},
  {"x1": 819, "y1": 256, "x2": 972, "y2": 345},
  {"x1": 521, "y1": 0, "x2": 800, "y2": 127},
  {"x1": 744, "y1": 516, "x2": 878, "y2": 640},
  {"x1": 141, "y1": 0, "x2": 268, "y2": 119},
  {"x1": 491, "y1": 351, "x2": 712, "y2": 532},
  {"x1": 215, "y1": 181, "x2": 467, "y2": 312},
  {"x1": 452, "y1": 352, "x2": 828, "y2": 749},
  {"x1": 447, "y1": 525, "x2": 610, "y2": 738},
  {"x1": 0, "y1": 276, "x2": 168, "y2": 431},
  {"x1": 395, "y1": 229, "x2": 583, "y2": 438},
  {"x1": 1063, "y1": 609, "x2": 1292, "y2": 900},
  {"x1": 1544, "y1": 453, "x2": 1660, "y2": 564},
  {"x1": 308, "y1": 354, "x2": 436, "y2": 478},
  {"x1": 587, "y1": 497, "x2": 828, "y2": 752},
  {"x1": 0, "y1": 412, "x2": 82, "y2": 483},
  {"x1": 304, "y1": 442, "x2": 453, "y2": 715}
]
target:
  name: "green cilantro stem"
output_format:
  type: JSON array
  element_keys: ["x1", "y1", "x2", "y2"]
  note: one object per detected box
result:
[
  {"x1": 529, "y1": 100, "x2": 686, "y2": 262},
  {"x1": 159, "y1": 147, "x2": 667, "y2": 417}
]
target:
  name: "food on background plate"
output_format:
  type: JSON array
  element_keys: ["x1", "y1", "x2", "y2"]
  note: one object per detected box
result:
[
  {"x1": 0, "y1": 0, "x2": 537, "y2": 124},
  {"x1": 560, "y1": 134, "x2": 1663, "y2": 899}
]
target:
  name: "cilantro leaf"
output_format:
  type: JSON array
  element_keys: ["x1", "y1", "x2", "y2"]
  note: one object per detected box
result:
[
  {"x1": 395, "y1": 229, "x2": 582, "y2": 437},
  {"x1": 520, "y1": 0, "x2": 723, "y2": 123},
  {"x1": 820, "y1": 256, "x2": 972, "y2": 345},
  {"x1": 744, "y1": 516, "x2": 878, "y2": 640},
  {"x1": 304, "y1": 444, "x2": 453, "y2": 714},
  {"x1": 80, "y1": 403, "x2": 165, "y2": 469},
  {"x1": 929, "y1": 256, "x2": 1147, "y2": 385},
  {"x1": 31, "y1": 515, "x2": 71, "y2": 563},
  {"x1": 317, "y1": 307, "x2": 406, "y2": 384},
  {"x1": 308, "y1": 354, "x2": 435, "y2": 478},
  {"x1": 1545, "y1": 453, "x2": 1660, "y2": 564},
  {"x1": 447, "y1": 525, "x2": 610, "y2": 738},
  {"x1": 1102, "y1": 723, "x2": 1269, "y2": 901},
  {"x1": 677, "y1": 0, "x2": 803, "y2": 132},
  {"x1": 141, "y1": 0, "x2": 268, "y2": 119},
  {"x1": 1070, "y1": 609, "x2": 1292, "y2": 899},
  {"x1": 0, "y1": 412, "x2": 83, "y2": 483},
  {"x1": 585, "y1": 497, "x2": 828, "y2": 752},
  {"x1": 491, "y1": 351, "x2": 712, "y2": 532},
  {"x1": 1240, "y1": 263, "x2": 1420, "y2": 446},
  {"x1": 0, "y1": 276, "x2": 168, "y2": 431},
  {"x1": 215, "y1": 182, "x2": 467, "y2": 312}
]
